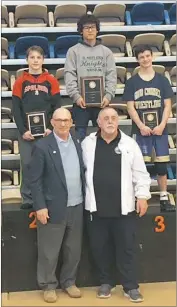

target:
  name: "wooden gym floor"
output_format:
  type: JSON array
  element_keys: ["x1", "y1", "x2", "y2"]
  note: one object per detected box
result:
[{"x1": 2, "y1": 282, "x2": 176, "y2": 306}]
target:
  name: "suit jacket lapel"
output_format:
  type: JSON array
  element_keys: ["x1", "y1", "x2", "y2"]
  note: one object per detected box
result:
[
  {"x1": 48, "y1": 133, "x2": 67, "y2": 190},
  {"x1": 72, "y1": 135, "x2": 84, "y2": 172},
  {"x1": 71, "y1": 135, "x2": 85, "y2": 191}
]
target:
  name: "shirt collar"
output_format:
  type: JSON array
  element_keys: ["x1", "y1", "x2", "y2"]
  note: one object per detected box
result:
[
  {"x1": 96, "y1": 129, "x2": 121, "y2": 142},
  {"x1": 53, "y1": 131, "x2": 71, "y2": 143}
]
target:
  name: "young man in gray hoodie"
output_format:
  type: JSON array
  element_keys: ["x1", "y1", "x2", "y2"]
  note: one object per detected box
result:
[{"x1": 64, "y1": 14, "x2": 117, "y2": 140}]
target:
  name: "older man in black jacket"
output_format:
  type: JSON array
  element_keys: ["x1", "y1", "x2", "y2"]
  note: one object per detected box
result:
[{"x1": 29, "y1": 108, "x2": 85, "y2": 303}]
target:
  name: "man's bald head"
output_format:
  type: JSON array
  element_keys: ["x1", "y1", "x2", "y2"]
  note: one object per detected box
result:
[
  {"x1": 51, "y1": 107, "x2": 73, "y2": 139},
  {"x1": 52, "y1": 107, "x2": 71, "y2": 120}
]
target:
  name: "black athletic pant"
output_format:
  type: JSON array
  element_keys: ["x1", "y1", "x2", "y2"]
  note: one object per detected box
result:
[{"x1": 85, "y1": 211, "x2": 139, "y2": 291}]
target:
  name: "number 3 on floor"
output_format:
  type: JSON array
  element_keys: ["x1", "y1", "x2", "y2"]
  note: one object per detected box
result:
[{"x1": 154, "y1": 216, "x2": 165, "y2": 232}]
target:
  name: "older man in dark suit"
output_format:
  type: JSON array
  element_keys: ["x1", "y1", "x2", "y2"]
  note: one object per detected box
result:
[{"x1": 29, "y1": 108, "x2": 85, "y2": 303}]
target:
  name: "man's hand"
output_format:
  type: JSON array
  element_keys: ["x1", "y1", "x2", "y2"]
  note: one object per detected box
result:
[
  {"x1": 139, "y1": 125, "x2": 152, "y2": 136},
  {"x1": 76, "y1": 97, "x2": 86, "y2": 109},
  {"x1": 22, "y1": 131, "x2": 35, "y2": 141},
  {"x1": 101, "y1": 96, "x2": 110, "y2": 108},
  {"x1": 36, "y1": 208, "x2": 49, "y2": 224},
  {"x1": 136, "y1": 199, "x2": 148, "y2": 217},
  {"x1": 152, "y1": 124, "x2": 165, "y2": 136},
  {"x1": 43, "y1": 129, "x2": 52, "y2": 137}
]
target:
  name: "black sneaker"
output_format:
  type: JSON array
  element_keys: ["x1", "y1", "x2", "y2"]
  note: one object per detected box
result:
[
  {"x1": 124, "y1": 289, "x2": 144, "y2": 303},
  {"x1": 97, "y1": 284, "x2": 115, "y2": 299},
  {"x1": 160, "y1": 200, "x2": 176, "y2": 212}
]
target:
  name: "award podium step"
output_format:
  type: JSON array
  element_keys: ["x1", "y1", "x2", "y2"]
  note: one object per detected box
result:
[{"x1": 2, "y1": 204, "x2": 176, "y2": 292}]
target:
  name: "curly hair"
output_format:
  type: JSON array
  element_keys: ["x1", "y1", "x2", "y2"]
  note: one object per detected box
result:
[{"x1": 77, "y1": 14, "x2": 100, "y2": 33}]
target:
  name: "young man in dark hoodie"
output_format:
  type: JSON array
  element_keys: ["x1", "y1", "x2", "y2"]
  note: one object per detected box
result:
[
  {"x1": 64, "y1": 14, "x2": 117, "y2": 140},
  {"x1": 12, "y1": 45, "x2": 61, "y2": 209}
]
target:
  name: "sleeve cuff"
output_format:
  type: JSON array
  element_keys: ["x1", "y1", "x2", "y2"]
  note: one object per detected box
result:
[
  {"x1": 19, "y1": 127, "x2": 28, "y2": 136},
  {"x1": 104, "y1": 93, "x2": 112, "y2": 102},
  {"x1": 136, "y1": 195, "x2": 151, "y2": 200},
  {"x1": 73, "y1": 93, "x2": 82, "y2": 103}
]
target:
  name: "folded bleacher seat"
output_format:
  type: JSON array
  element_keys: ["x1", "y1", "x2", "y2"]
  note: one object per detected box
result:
[
  {"x1": 168, "y1": 135, "x2": 175, "y2": 149},
  {"x1": 132, "y1": 65, "x2": 166, "y2": 76},
  {"x1": 169, "y1": 34, "x2": 176, "y2": 56},
  {"x1": 15, "y1": 4, "x2": 48, "y2": 27},
  {"x1": 1, "y1": 107, "x2": 12, "y2": 123},
  {"x1": 172, "y1": 103, "x2": 176, "y2": 118},
  {"x1": 56, "y1": 68, "x2": 65, "y2": 89},
  {"x1": 1, "y1": 139, "x2": 13, "y2": 155},
  {"x1": 126, "y1": 2, "x2": 169, "y2": 25},
  {"x1": 13, "y1": 140, "x2": 19, "y2": 155},
  {"x1": 170, "y1": 66, "x2": 176, "y2": 87},
  {"x1": 2, "y1": 169, "x2": 13, "y2": 186},
  {"x1": 1, "y1": 5, "x2": 8, "y2": 27},
  {"x1": 116, "y1": 66, "x2": 127, "y2": 88},
  {"x1": 167, "y1": 163, "x2": 176, "y2": 180},
  {"x1": 1, "y1": 69, "x2": 10, "y2": 91},
  {"x1": 172, "y1": 135, "x2": 176, "y2": 147},
  {"x1": 10, "y1": 68, "x2": 29, "y2": 90},
  {"x1": 132, "y1": 33, "x2": 171, "y2": 57},
  {"x1": 93, "y1": 3, "x2": 126, "y2": 26},
  {"x1": 1, "y1": 140, "x2": 19, "y2": 154},
  {"x1": 14, "y1": 36, "x2": 50, "y2": 59},
  {"x1": 2, "y1": 169, "x2": 20, "y2": 187},
  {"x1": 1, "y1": 5, "x2": 14, "y2": 27},
  {"x1": 62, "y1": 105, "x2": 73, "y2": 111},
  {"x1": 54, "y1": 35, "x2": 81, "y2": 58},
  {"x1": 15, "y1": 68, "x2": 29, "y2": 78},
  {"x1": 1, "y1": 37, "x2": 8, "y2": 59},
  {"x1": 132, "y1": 64, "x2": 172, "y2": 85},
  {"x1": 54, "y1": 4, "x2": 86, "y2": 27},
  {"x1": 98, "y1": 34, "x2": 132, "y2": 58},
  {"x1": 2, "y1": 188, "x2": 22, "y2": 204},
  {"x1": 169, "y1": 3, "x2": 176, "y2": 24},
  {"x1": 109, "y1": 103, "x2": 128, "y2": 119}
]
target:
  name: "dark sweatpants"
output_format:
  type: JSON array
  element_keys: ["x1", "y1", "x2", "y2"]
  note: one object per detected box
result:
[
  {"x1": 18, "y1": 133, "x2": 37, "y2": 206},
  {"x1": 85, "y1": 211, "x2": 139, "y2": 291},
  {"x1": 72, "y1": 104, "x2": 100, "y2": 141},
  {"x1": 18, "y1": 133, "x2": 44, "y2": 206}
]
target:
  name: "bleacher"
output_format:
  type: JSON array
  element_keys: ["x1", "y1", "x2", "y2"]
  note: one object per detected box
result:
[{"x1": 1, "y1": 0, "x2": 176, "y2": 293}]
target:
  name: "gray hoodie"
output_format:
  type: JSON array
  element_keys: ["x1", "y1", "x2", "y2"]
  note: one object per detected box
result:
[{"x1": 64, "y1": 39, "x2": 117, "y2": 104}]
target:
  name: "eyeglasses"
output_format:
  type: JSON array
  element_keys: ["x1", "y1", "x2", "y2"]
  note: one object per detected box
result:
[
  {"x1": 83, "y1": 25, "x2": 97, "y2": 31},
  {"x1": 53, "y1": 118, "x2": 71, "y2": 124}
]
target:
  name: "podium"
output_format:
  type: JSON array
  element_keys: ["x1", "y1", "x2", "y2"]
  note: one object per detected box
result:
[{"x1": 2, "y1": 204, "x2": 176, "y2": 292}]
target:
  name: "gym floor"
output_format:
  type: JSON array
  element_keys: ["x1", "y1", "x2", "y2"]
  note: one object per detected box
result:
[{"x1": 2, "y1": 282, "x2": 176, "y2": 306}]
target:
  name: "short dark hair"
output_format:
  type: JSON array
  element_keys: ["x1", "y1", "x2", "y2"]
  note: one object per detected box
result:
[
  {"x1": 26, "y1": 45, "x2": 45, "y2": 58},
  {"x1": 134, "y1": 45, "x2": 153, "y2": 59},
  {"x1": 77, "y1": 14, "x2": 100, "y2": 34}
]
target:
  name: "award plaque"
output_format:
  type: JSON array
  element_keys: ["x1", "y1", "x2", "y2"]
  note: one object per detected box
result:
[
  {"x1": 80, "y1": 76, "x2": 104, "y2": 107},
  {"x1": 142, "y1": 111, "x2": 159, "y2": 129},
  {"x1": 27, "y1": 112, "x2": 46, "y2": 137}
]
